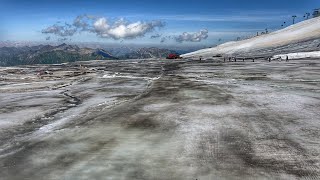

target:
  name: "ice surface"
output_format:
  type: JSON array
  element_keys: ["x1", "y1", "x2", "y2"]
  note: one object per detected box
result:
[{"x1": 0, "y1": 59, "x2": 320, "y2": 179}]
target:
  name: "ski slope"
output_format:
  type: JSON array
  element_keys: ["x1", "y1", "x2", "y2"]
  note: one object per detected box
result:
[
  {"x1": 182, "y1": 16, "x2": 320, "y2": 58},
  {"x1": 273, "y1": 51, "x2": 320, "y2": 60}
]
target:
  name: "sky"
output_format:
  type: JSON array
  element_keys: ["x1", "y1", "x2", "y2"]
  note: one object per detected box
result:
[{"x1": 0, "y1": 0, "x2": 319, "y2": 47}]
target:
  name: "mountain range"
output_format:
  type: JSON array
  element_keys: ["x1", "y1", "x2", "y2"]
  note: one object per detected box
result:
[{"x1": 0, "y1": 43, "x2": 179, "y2": 66}]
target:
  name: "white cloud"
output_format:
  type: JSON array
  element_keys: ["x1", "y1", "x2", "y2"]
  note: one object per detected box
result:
[
  {"x1": 42, "y1": 15, "x2": 165, "y2": 40},
  {"x1": 93, "y1": 18, "x2": 110, "y2": 33},
  {"x1": 150, "y1": 34, "x2": 161, "y2": 39},
  {"x1": 93, "y1": 18, "x2": 165, "y2": 39},
  {"x1": 73, "y1": 15, "x2": 91, "y2": 31},
  {"x1": 160, "y1": 35, "x2": 172, "y2": 43},
  {"x1": 175, "y1": 29, "x2": 208, "y2": 43},
  {"x1": 41, "y1": 24, "x2": 77, "y2": 37}
]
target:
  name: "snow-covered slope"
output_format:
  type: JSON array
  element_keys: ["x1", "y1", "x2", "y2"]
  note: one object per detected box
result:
[
  {"x1": 182, "y1": 16, "x2": 320, "y2": 58},
  {"x1": 273, "y1": 51, "x2": 320, "y2": 60}
]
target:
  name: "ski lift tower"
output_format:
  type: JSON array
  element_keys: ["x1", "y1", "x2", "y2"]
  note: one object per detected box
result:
[{"x1": 313, "y1": 8, "x2": 320, "y2": 18}]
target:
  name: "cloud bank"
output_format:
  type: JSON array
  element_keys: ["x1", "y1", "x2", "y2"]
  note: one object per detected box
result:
[
  {"x1": 42, "y1": 15, "x2": 165, "y2": 40},
  {"x1": 175, "y1": 29, "x2": 208, "y2": 43},
  {"x1": 42, "y1": 15, "x2": 210, "y2": 43}
]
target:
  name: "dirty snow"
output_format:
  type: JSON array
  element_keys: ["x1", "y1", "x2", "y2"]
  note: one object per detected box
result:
[{"x1": 0, "y1": 59, "x2": 320, "y2": 179}]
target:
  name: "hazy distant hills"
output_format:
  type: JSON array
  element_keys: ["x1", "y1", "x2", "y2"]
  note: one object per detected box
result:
[{"x1": 0, "y1": 43, "x2": 181, "y2": 66}]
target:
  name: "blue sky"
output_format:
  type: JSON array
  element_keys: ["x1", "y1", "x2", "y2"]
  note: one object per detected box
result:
[{"x1": 0, "y1": 0, "x2": 319, "y2": 46}]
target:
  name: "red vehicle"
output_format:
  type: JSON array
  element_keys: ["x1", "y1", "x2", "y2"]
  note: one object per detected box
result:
[{"x1": 166, "y1": 54, "x2": 181, "y2": 59}]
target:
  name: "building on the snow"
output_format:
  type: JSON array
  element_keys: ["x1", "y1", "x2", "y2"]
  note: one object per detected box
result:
[{"x1": 313, "y1": 9, "x2": 320, "y2": 18}]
